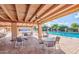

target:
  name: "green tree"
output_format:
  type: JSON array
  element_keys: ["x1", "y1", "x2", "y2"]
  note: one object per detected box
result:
[
  {"x1": 42, "y1": 25, "x2": 48, "y2": 31},
  {"x1": 71, "y1": 23, "x2": 79, "y2": 32},
  {"x1": 51, "y1": 24, "x2": 59, "y2": 31},
  {"x1": 59, "y1": 25, "x2": 68, "y2": 32},
  {"x1": 34, "y1": 26, "x2": 38, "y2": 31}
]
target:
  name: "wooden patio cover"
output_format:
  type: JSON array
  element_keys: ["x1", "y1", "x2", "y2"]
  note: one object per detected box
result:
[{"x1": 0, "y1": 4, "x2": 79, "y2": 24}]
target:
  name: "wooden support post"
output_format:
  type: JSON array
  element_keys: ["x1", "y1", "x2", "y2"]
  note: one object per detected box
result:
[
  {"x1": 11, "y1": 23, "x2": 17, "y2": 41},
  {"x1": 38, "y1": 24, "x2": 43, "y2": 40}
]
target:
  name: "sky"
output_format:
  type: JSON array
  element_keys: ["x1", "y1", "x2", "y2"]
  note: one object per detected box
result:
[{"x1": 45, "y1": 11, "x2": 79, "y2": 27}]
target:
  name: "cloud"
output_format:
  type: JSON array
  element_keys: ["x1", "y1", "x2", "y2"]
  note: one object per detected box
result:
[{"x1": 75, "y1": 13, "x2": 79, "y2": 18}]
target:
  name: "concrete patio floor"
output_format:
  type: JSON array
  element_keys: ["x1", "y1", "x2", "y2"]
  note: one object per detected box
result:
[{"x1": 0, "y1": 34, "x2": 65, "y2": 54}]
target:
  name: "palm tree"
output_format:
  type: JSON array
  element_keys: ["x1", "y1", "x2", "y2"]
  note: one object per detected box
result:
[
  {"x1": 71, "y1": 23, "x2": 79, "y2": 32},
  {"x1": 59, "y1": 25, "x2": 68, "y2": 32},
  {"x1": 51, "y1": 24, "x2": 59, "y2": 32},
  {"x1": 42, "y1": 25, "x2": 48, "y2": 31}
]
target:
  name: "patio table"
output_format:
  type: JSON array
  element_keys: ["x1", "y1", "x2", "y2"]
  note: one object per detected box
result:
[{"x1": 44, "y1": 37, "x2": 56, "y2": 47}]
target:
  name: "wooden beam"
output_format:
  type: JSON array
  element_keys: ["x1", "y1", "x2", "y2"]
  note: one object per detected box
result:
[
  {"x1": 25, "y1": 4, "x2": 40, "y2": 22},
  {"x1": 0, "y1": 5, "x2": 17, "y2": 21},
  {"x1": 40, "y1": 4, "x2": 79, "y2": 24},
  {"x1": 0, "y1": 6, "x2": 11, "y2": 21},
  {"x1": 29, "y1": 4, "x2": 45, "y2": 22},
  {"x1": 17, "y1": 23, "x2": 34, "y2": 27},
  {"x1": 24, "y1": 5, "x2": 30, "y2": 22},
  {"x1": 0, "y1": 25, "x2": 10, "y2": 27},
  {"x1": 38, "y1": 4, "x2": 77, "y2": 23},
  {"x1": 15, "y1": 4, "x2": 22, "y2": 22},
  {"x1": 0, "y1": 15, "x2": 7, "y2": 20},
  {"x1": 33, "y1": 4, "x2": 57, "y2": 23},
  {"x1": 0, "y1": 17, "x2": 12, "y2": 22},
  {"x1": 15, "y1": 4, "x2": 27, "y2": 22},
  {"x1": 0, "y1": 24, "x2": 33, "y2": 27},
  {"x1": 40, "y1": 5, "x2": 71, "y2": 21},
  {"x1": 23, "y1": 5, "x2": 30, "y2": 21},
  {"x1": 0, "y1": 15, "x2": 11, "y2": 21},
  {"x1": 0, "y1": 19, "x2": 36, "y2": 24},
  {"x1": 34, "y1": 4, "x2": 66, "y2": 23}
]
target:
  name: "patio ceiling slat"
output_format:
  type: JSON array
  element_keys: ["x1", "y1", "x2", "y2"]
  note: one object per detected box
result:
[
  {"x1": 0, "y1": 15, "x2": 10, "y2": 21},
  {"x1": 0, "y1": 4, "x2": 17, "y2": 21},
  {"x1": 0, "y1": 8, "x2": 11, "y2": 21},
  {"x1": 24, "y1": 4, "x2": 30, "y2": 22},
  {"x1": 25, "y1": 4, "x2": 41, "y2": 22},
  {"x1": 0, "y1": 17, "x2": 13, "y2": 22},
  {"x1": 39, "y1": 4, "x2": 79, "y2": 24},
  {"x1": 0, "y1": 19, "x2": 35, "y2": 25},
  {"x1": 34, "y1": 4, "x2": 58, "y2": 23},
  {"x1": 15, "y1": 4, "x2": 27, "y2": 22},
  {"x1": 35, "y1": 4, "x2": 67, "y2": 23},
  {"x1": 29, "y1": 4, "x2": 45, "y2": 22}
]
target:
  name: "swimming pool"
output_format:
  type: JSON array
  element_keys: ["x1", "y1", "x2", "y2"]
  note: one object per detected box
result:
[{"x1": 48, "y1": 31, "x2": 79, "y2": 38}]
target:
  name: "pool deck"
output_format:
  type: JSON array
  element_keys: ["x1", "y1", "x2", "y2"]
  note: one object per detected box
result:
[{"x1": 59, "y1": 37, "x2": 79, "y2": 54}]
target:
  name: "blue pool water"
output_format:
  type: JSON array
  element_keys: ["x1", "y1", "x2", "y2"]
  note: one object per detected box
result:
[{"x1": 48, "y1": 31, "x2": 79, "y2": 38}]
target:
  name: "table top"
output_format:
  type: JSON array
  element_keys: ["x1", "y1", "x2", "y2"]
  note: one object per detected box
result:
[{"x1": 44, "y1": 37, "x2": 56, "y2": 41}]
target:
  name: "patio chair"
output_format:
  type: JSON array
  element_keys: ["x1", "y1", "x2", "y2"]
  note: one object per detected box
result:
[
  {"x1": 0, "y1": 33, "x2": 6, "y2": 38},
  {"x1": 43, "y1": 32, "x2": 48, "y2": 37},
  {"x1": 55, "y1": 36, "x2": 61, "y2": 49},
  {"x1": 43, "y1": 36, "x2": 61, "y2": 53},
  {"x1": 10, "y1": 38, "x2": 17, "y2": 48},
  {"x1": 15, "y1": 37, "x2": 23, "y2": 48},
  {"x1": 22, "y1": 33, "x2": 28, "y2": 40},
  {"x1": 38, "y1": 39, "x2": 56, "y2": 53},
  {"x1": 56, "y1": 36, "x2": 60, "y2": 43}
]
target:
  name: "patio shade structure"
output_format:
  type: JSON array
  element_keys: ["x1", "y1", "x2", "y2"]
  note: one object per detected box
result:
[{"x1": 0, "y1": 4, "x2": 79, "y2": 40}]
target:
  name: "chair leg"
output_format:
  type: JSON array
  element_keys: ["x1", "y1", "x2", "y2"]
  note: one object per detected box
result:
[
  {"x1": 51, "y1": 46, "x2": 56, "y2": 53},
  {"x1": 56, "y1": 43, "x2": 61, "y2": 49},
  {"x1": 43, "y1": 45, "x2": 48, "y2": 54}
]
